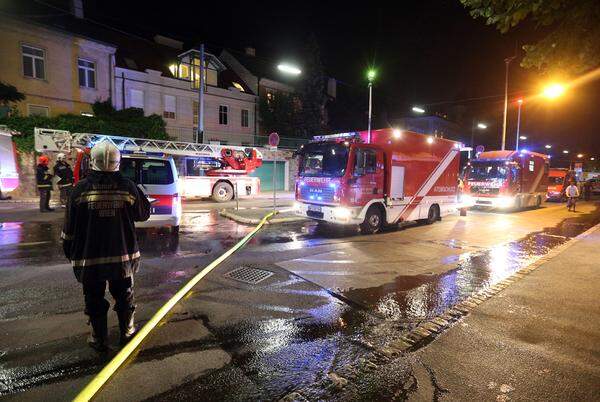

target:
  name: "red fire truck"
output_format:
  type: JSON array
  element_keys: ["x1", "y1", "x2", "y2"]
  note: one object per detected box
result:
[
  {"x1": 546, "y1": 168, "x2": 575, "y2": 202},
  {"x1": 464, "y1": 150, "x2": 549, "y2": 209},
  {"x1": 293, "y1": 128, "x2": 464, "y2": 233},
  {"x1": 34, "y1": 128, "x2": 262, "y2": 202}
]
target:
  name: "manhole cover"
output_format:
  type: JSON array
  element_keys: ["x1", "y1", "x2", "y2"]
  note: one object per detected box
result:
[{"x1": 224, "y1": 266, "x2": 274, "y2": 285}]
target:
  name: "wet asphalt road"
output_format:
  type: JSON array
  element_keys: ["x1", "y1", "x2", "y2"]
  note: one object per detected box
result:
[{"x1": 1, "y1": 199, "x2": 599, "y2": 401}]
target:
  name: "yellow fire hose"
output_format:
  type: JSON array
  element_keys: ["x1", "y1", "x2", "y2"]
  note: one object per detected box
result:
[{"x1": 74, "y1": 211, "x2": 276, "y2": 401}]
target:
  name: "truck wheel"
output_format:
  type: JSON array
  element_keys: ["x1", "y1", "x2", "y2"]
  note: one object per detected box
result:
[
  {"x1": 212, "y1": 182, "x2": 234, "y2": 202},
  {"x1": 426, "y1": 204, "x2": 440, "y2": 224},
  {"x1": 360, "y1": 206, "x2": 383, "y2": 234}
]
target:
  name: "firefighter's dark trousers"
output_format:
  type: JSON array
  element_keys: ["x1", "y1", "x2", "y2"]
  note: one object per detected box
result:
[
  {"x1": 82, "y1": 276, "x2": 135, "y2": 318},
  {"x1": 59, "y1": 185, "x2": 72, "y2": 206},
  {"x1": 38, "y1": 188, "x2": 51, "y2": 211}
]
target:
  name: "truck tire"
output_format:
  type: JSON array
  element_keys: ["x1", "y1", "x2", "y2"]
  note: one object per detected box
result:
[
  {"x1": 212, "y1": 182, "x2": 234, "y2": 202},
  {"x1": 426, "y1": 204, "x2": 440, "y2": 224},
  {"x1": 360, "y1": 206, "x2": 383, "y2": 234}
]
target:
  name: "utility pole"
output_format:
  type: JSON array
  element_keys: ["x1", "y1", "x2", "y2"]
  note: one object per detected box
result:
[
  {"x1": 501, "y1": 56, "x2": 516, "y2": 150},
  {"x1": 367, "y1": 81, "x2": 373, "y2": 143},
  {"x1": 515, "y1": 99, "x2": 523, "y2": 151},
  {"x1": 196, "y1": 44, "x2": 205, "y2": 143}
]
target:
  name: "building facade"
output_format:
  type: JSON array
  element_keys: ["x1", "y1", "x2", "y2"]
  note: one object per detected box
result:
[{"x1": 0, "y1": 15, "x2": 116, "y2": 117}]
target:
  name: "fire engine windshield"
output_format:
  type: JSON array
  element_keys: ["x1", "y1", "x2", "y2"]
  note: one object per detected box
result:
[
  {"x1": 299, "y1": 143, "x2": 349, "y2": 177},
  {"x1": 548, "y1": 176, "x2": 564, "y2": 185},
  {"x1": 468, "y1": 161, "x2": 509, "y2": 181}
]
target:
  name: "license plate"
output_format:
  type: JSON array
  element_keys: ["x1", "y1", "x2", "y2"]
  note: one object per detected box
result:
[{"x1": 307, "y1": 205, "x2": 322, "y2": 213}]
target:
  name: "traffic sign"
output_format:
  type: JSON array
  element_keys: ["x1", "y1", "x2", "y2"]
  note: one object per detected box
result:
[{"x1": 268, "y1": 132, "x2": 280, "y2": 147}]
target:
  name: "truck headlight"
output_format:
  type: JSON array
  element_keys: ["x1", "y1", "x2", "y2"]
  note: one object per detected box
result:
[
  {"x1": 293, "y1": 202, "x2": 302, "y2": 211},
  {"x1": 333, "y1": 207, "x2": 352, "y2": 219},
  {"x1": 496, "y1": 196, "x2": 514, "y2": 208},
  {"x1": 462, "y1": 195, "x2": 475, "y2": 206}
]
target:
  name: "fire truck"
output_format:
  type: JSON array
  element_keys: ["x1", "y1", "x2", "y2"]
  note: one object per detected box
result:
[
  {"x1": 293, "y1": 128, "x2": 465, "y2": 233},
  {"x1": 546, "y1": 168, "x2": 575, "y2": 202},
  {"x1": 34, "y1": 128, "x2": 263, "y2": 202},
  {"x1": 0, "y1": 127, "x2": 19, "y2": 196},
  {"x1": 463, "y1": 150, "x2": 549, "y2": 209}
]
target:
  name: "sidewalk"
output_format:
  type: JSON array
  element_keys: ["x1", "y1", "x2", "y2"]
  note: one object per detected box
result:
[{"x1": 410, "y1": 224, "x2": 600, "y2": 401}]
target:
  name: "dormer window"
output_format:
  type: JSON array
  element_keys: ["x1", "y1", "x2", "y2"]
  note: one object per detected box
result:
[{"x1": 170, "y1": 49, "x2": 226, "y2": 89}]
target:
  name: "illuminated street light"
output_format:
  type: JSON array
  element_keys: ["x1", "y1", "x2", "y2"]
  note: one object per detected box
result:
[
  {"x1": 471, "y1": 120, "x2": 487, "y2": 148},
  {"x1": 277, "y1": 63, "x2": 302, "y2": 75},
  {"x1": 545, "y1": 144, "x2": 552, "y2": 149},
  {"x1": 591, "y1": 157, "x2": 596, "y2": 161},
  {"x1": 392, "y1": 129, "x2": 402, "y2": 139},
  {"x1": 577, "y1": 153, "x2": 584, "y2": 158},
  {"x1": 412, "y1": 106, "x2": 425, "y2": 114},
  {"x1": 366, "y1": 68, "x2": 377, "y2": 142},
  {"x1": 542, "y1": 83, "x2": 566, "y2": 99},
  {"x1": 477, "y1": 123, "x2": 487, "y2": 129},
  {"x1": 563, "y1": 150, "x2": 569, "y2": 154}
]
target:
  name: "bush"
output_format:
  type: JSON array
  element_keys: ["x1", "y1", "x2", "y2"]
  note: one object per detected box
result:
[{"x1": 0, "y1": 100, "x2": 170, "y2": 152}]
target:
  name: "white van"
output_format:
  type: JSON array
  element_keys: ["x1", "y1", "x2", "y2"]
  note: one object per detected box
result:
[
  {"x1": 119, "y1": 154, "x2": 181, "y2": 233},
  {"x1": 0, "y1": 128, "x2": 19, "y2": 195}
]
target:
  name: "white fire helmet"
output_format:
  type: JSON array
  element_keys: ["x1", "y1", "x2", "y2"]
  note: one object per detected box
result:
[
  {"x1": 90, "y1": 141, "x2": 121, "y2": 172},
  {"x1": 57, "y1": 153, "x2": 66, "y2": 162}
]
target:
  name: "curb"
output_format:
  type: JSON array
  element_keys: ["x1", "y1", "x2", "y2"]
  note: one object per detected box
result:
[
  {"x1": 377, "y1": 221, "x2": 600, "y2": 356},
  {"x1": 219, "y1": 209, "x2": 307, "y2": 225}
]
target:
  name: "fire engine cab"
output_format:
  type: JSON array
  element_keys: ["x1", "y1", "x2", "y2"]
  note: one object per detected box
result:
[
  {"x1": 294, "y1": 128, "x2": 465, "y2": 233},
  {"x1": 464, "y1": 150, "x2": 549, "y2": 209}
]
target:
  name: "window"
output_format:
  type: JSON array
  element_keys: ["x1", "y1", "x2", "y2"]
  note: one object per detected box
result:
[
  {"x1": 140, "y1": 159, "x2": 174, "y2": 185},
  {"x1": 78, "y1": 58, "x2": 96, "y2": 88},
  {"x1": 193, "y1": 101, "x2": 198, "y2": 126},
  {"x1": 27, "y1": 104, "x2": 49, "y2": 117},
  {"x1": 219, "y1": 105, "x2": 228, "y2": 125},
  {"x1": 353, "y1": 148, "x2": 377, "y2": 176},
  {"x1": 22, "y1": 45, "x2": 45, "y2": 79},
  {"x1": 163, "y1": 95, "x2": 176, "y2": 119},
  {"x1": 130, "y1": 89, "x2": 144, "y2": 109},
  {"x1": 529, "y1": 160, "x2": 535, "y2": 172},
  {"x1": 232, "y1": 82, "x2": 245, "y2": 92},
  {"x1": 241, "y1": 109, "x2": 249, "y2": 127}
]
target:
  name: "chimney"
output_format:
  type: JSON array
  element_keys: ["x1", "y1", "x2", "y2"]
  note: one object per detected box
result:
[
  {"x1": 244, "y1": 47, "x2": 256, "y2": 57},
  {"x1": 70, "y1": 0, "x2": 84, "y2": 19}
]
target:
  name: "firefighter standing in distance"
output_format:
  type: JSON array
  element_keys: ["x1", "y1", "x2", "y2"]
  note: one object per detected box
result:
[
  {"x1": 53, "y1": 153, "x2": 74, "y2": 207},
  {"x1": 62, "y1": 141, "x2": 150, "y2": 352},
  {"x1": 36, "y1": 155, "x2": 54, "y2": 212}
]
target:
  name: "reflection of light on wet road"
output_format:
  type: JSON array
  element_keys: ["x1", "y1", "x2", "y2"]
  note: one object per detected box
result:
[
  {"x1": 0, "y1": 222, "x2": 24, "y2": 246},
  {"x1": 488, "y1": 244, "x2": 513, "y2": 283}
]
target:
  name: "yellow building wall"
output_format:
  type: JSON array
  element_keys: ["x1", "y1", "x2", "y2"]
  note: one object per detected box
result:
[{"x1": 0, "y1": 17, "x2": 116, "y2": 117}]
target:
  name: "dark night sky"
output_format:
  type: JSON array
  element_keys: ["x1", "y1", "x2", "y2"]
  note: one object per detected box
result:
[{"x1": 5, "y1": 0, "x2": 600, "y2": 160}]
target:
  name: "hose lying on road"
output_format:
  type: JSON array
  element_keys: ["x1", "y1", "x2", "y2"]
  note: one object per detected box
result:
[{"x1": 74, "y1": 211, "x2": 277, "y2": 402}]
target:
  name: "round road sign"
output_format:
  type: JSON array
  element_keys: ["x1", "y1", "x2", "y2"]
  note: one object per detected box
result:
[{"x1": 268, "y1": 132, "x2": 280, "y2": 147}]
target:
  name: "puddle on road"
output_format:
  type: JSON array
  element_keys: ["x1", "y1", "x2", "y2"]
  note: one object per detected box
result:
[{"x1": 344, "y1": 206, "x2": 600, "y2": 323}]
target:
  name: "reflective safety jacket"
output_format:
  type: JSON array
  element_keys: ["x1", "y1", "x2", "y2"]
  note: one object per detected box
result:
[
  {"x1": 36, "y1": 164, "x2": 53, "y2": 189},
  {"x1": 62, "y1": 170, "x2": 151, "y2": 282},
  {"x1": 54, "y1": 161, "x2": 74, "y2": 187}
]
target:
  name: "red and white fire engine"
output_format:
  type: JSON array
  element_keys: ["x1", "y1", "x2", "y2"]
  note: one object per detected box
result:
[
  {"x1": 293, "y1": 128, "x2": 465, "y2": 233},
  {"x1": 463, "y1": 150, "x2": 549, "y2": 209},
  {"x1": 34, "y1": 128, "x2": 263, "y2": 202},
  {"x1": 0, "y1": 127, "x2": 19, "y2": 195}
]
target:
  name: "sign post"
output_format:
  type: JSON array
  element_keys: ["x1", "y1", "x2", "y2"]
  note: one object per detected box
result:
[{"x1": 268, "y1": 132, "x2": 280, "y2": 212}]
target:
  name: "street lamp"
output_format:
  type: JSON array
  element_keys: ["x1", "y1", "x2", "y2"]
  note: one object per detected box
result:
[
  {"x1": 367, "y1": 69, "x2": 376, "y2": 142},
  {"x1": 412, "y1": 106, "x2": 425, "y2": 114},
  {"x1": 277, "y1": 63, "x2": 302, "y2": 75},
  {"x1": 471, "y1": 120, "x2": 487, "y2": 148},
  {"x1": 563, "y1": 150, "x2": 569, "y2": 154},
  {"x1": 545, "y1": 144, "x2": 552, "y2": 149},
  {"x1": 542, "y1": 83, "x2": 566, "y2": 99},
  {"x1": 501, "y1": 56, "x2": 516, "y2": 150},
  {"x1": 577, "y1": 153, "x2": 584, "y2": 159}
]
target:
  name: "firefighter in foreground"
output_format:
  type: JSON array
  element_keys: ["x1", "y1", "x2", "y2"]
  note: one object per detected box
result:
[
  {"x1": 53, "y1": 153, "x2": 74, "y2": 207},
  {"x1": 62, "y1": 141, "x2": 151, "y2": 352},
  {"x1": 36, "y1": 155, "x2": 54, "y2": 212}
]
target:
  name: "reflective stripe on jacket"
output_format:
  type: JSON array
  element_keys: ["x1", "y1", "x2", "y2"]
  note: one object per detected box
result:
[{"x1": 62, "y1": 171, "x2": 151, "y2": 282}]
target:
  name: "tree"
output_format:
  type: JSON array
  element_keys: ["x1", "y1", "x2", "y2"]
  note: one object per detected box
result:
[
  {"x1": 296, "y1": 34, "x2": 328, "y2": 137},
  {"x1": 0, "y1": 82, "x2": 25, "y2": 105},
  {"x1": 460, "y1": 0, "x2": 600, "y2": 75},
  {"x1": 259, "y1": 92, "x2": 296, "y2": 138}
]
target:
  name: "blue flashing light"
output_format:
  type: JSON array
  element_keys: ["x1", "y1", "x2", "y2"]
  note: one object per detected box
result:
[
  {"x1": 317, "y1": 196, "x2": 323, "y2": 200},
  {"x1": 329, "y1": 182, "x2": 337, "y2": 189},
  {"x1": 309, "y1": 195, "x2": 315, "y2": 200}
]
